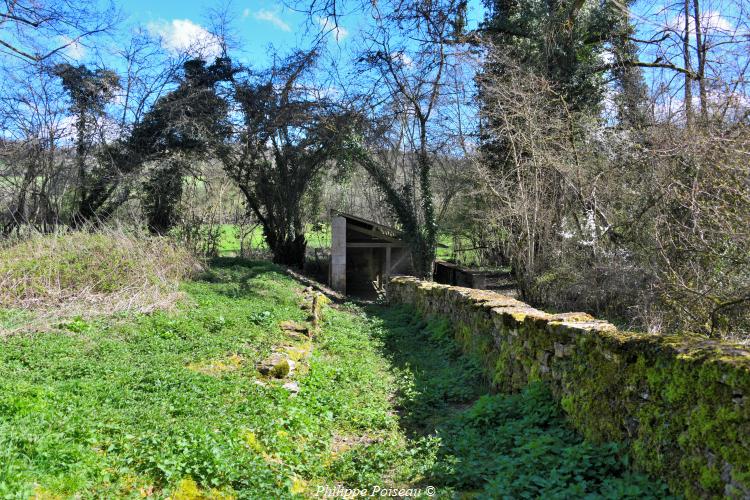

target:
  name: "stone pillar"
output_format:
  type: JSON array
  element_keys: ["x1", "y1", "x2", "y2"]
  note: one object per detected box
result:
[
  {"x1": 330, "y1": 215, "x2": 347, "y2": 294},
  {"x1": 385, "y1": 246, "x2": 392, "y2": 280}
]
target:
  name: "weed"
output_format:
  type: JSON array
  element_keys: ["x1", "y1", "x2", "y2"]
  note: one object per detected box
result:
[
  {"x1": 368, "y1": 304, "x2": 675, "y2": 498},
  {"x1": 0, "y1": 260, "x2": 674, "y2": 498},
  {"x1": 0, "y1": 230, "x2": 198, "y2": 321},
  {"x1": 0, "y1": 260, "x2": 403, "y2": 497}
]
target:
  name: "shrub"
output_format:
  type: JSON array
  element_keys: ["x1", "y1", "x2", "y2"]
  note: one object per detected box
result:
[{"x1": 0, "y1": 229, "x2": 199, "y2": 316}]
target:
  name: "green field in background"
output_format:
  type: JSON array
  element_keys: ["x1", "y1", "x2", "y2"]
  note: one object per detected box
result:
[
  {"x1": 216, "y1": 224, "x2": 492, "y2": 269},
  {"x1": 217, "y1": 224, "x2": 332, "y2": 255}
]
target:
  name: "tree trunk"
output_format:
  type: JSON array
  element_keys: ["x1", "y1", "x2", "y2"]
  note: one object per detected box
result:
[
  {"x1": 692, "y1": 0, "x2": 708, "y2": 122},
  {"x1": 76, "y1": 107, "x2": 88, "y2": 207},
  {"x1": 268, "y1": 232, "x2": 307, "y2": 268},
  {"x1": 144, "y1": 159, "x2": 183, "y2": 235},
  {"x1": 416, "y1": 121, "x2": 437, "y2": 279},
  {"x1": 3, "y1": 159, "x2": 36, "y2": 235},
  {"x1": 683, "y1": 0, "x2": 693, "y2": 127},
  {"x1": 409, "y1": 234, "x2": 435, "y2": 280}
]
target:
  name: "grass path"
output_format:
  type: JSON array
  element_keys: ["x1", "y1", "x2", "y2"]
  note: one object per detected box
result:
[
  {"x1": 0, "y1": 260, "x2": 671, "y2": 498},
  {"x1": 369, "y1": 307, "x2": 674, "y2": 498}
]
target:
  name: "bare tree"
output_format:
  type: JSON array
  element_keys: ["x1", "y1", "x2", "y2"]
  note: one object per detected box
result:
[
  {"x1": 0, "y1": 63, "x2": 69, "y2": 234},
  {"x1": 0, "y1": 0, "x2": 118, "y2": 64},
  {"x1": 476, "y1": 37, "x2": 750, "y2": 338},
  {"x1": 328, "y1": 0, "x2": 471, "y2": 278},
  {"x1": 0, "y1": 22, "x2": 224, "y2": 232},
  {"x1": 615, "y1": 0, "x2": 750, "y2": 125}
]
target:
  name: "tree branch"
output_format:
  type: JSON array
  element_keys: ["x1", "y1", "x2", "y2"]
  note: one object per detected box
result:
[{"x1": 595, "y1": 60, "x2": 701, "y2": 79}]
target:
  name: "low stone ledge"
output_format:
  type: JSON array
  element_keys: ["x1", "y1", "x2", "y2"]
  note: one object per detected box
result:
[{"x1": 387, "y1": 275, "x2": 750, "y2": 499}]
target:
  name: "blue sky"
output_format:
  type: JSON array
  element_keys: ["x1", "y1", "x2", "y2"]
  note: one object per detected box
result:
[
  {"x1": 124, "y1": 0, "x2": 310, "y2": 62},
  {"x1": 105, "y1": 0, "x2": 486, "y2": 65}
]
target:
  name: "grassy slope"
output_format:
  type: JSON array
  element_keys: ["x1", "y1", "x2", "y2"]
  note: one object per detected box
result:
[
  {"x1": 0, "y1": 260, "x2": 400, "y2": 498},
  {"x1": 0, "y1": 260, "x2": 672, "y2": 498},
  {"x1": 0, "y1": 232, "x2": 194, "y2": 316}
]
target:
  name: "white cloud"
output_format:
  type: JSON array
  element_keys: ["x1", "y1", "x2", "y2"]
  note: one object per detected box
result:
[
  {"x1": 56, "y1": 114, "x2": 120, "y2": 144},
  {"x1": 57, "y1": 115, "x2": 77, "y2": 143},
  {"x1": 391, "y1": 52, "x2": 413, "y2": 67},
  {"x1": 666, "y1": 10, "x2": 733, "y2": 36},
  {"x1": 148, "y1": 19, "x2": 223, "y2": 59},
  {"x1": 253, "y1": 9, "x2": 291, "y2": 32},
  {"x1": 599, "y1": 50, "x2": 615, "y2": 65},
  {"x1": 701, "y1": 10, "x2": 733, "y2": 32},
  {"x1": 58, "y1": 36, "x2": 86, "y2": 60},
  {"x1": 654, "y1": 89, "x2": 750, "y2": 123},
  {"x1": 602, "y1": 85, "x2": 619, "y2": 121},
  {"x1": 293, "y1": 83, "x2": 341, "y2": 100},
  {"x1": 318, "y1": 17, "x2": 348, "y2": 41}
]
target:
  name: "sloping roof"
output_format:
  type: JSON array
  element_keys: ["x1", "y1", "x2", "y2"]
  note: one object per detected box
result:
[
  {"x1": 329, "y1": 209, "x2": 448, "y2": 247},
  {"x1": 330, "y1": 210, "x2": 404, "y2": 242}
]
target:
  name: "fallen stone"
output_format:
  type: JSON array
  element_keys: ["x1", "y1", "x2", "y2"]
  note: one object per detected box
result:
[
  {"x1": 284, "y1": 343, "x2": 313, "y2": 362},
  {"x1": 282, "y1": 381, "x2": 300, "y2": 395},
  {"x1": 279, "y1": 320, "x2": 308, "y2": 334},
  {"x1": 256, "y1": 353, "x2": 290, "y2": 379},
  {"x1": 285, "y1": 331, "x2": 308, "y2": 341}
]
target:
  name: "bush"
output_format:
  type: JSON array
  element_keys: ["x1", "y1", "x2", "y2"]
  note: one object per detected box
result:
[{"x1": 0, "y1": 230, "x2": 199, "y2": 315}]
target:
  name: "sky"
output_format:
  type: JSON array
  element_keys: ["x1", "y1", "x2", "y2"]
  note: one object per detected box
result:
[
  {"x1": 97, "y1": 0, "x2": 486, "y2": 66},
  {"x1": 0, "y1": 0, "x2": 486, "y2": 141}
]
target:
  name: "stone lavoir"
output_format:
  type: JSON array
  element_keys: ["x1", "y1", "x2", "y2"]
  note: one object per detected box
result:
[{"x1": 387, "y1": 276, "x2": 750, "y2": 499}]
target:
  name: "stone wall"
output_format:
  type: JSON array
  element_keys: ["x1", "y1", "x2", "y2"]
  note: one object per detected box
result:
[{"x1": 387, "y1": 276, "x2": 750, "y2": 498}]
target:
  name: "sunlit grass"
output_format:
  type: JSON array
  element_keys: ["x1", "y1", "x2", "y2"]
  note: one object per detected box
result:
[
  {"x1": 0, "y1": 259, "x2": 671, "y2": 497},
  {"x1": 217, "y1": 224, "x2": 332, "y2": 255}
]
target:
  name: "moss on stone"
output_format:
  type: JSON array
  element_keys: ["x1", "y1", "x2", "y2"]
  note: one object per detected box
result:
[
  {"x1": 388, "y1": 277, "x2": 750, "y2": 498},
  {"x1": 269, "y1": 359, "x2": 290, "y2": 379}
]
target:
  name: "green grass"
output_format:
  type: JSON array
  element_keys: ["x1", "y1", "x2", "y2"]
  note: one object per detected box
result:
[
  {"x1": 436, "y1": 233, "x2": 483, "y2": 264},
  {"x1": 216, "y1": 224, "x2": 267, "y2": 254},
  {"x1": 0, "y1": 259, "x2": 673, "y2": 498},
  {"x1": 436, "y1": 233, "x2": 458, "y2": 261},
  {"x1": 217, "y1": 224, "x2": 332, "y2": 255},
  {"x1": 0, "y1": 259, "x2": 401, "y2": 497},
  {"x1": 436, "y1": 234, "x2": 510, "y2": 270},
  {"x1": 366, "y1": 305, "x2": 674, "y2": 498}
]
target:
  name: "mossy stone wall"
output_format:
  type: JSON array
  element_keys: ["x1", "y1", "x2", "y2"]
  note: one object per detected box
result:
[{"x1": 387, "y1": 276, "x2": 750, "y2": 498}]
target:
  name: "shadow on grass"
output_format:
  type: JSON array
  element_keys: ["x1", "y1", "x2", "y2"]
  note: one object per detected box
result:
[
  {"x1": 365, "y1": 304, "x2": 675, "y2": 498},
  {"x1": 200, "y1": 257, "x2": 280, "y2": 277},
  {"x1": 364, "y1": 304, "x2": 486, "y2": 438},
  {"x1": 194, "y1": 258, "x2": 291, "y2": 301}
]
